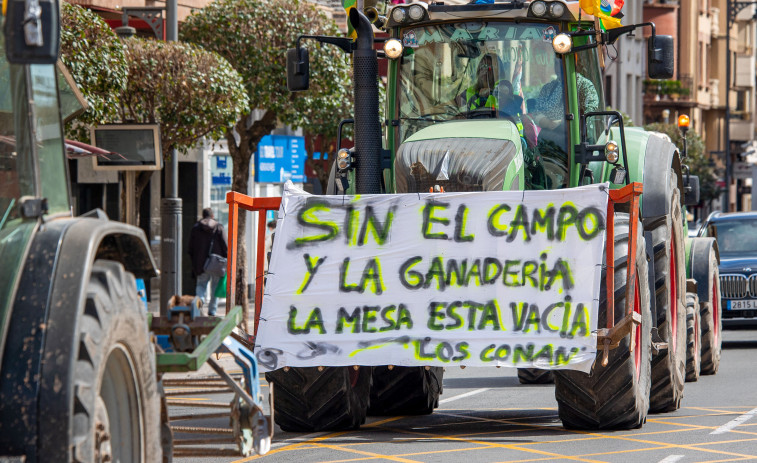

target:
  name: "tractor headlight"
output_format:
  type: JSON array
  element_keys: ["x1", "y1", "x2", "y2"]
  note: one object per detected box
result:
[
  {"x1": 391, "y1": 7, "x2": 407, "y2": 23},
  {"x1": 605, "y1": 140, "x2": 620, "y2": 164},
  {"x1": 337, "y1": 148, "x2": 352, "y2": 171},
  {"x1": 552, "y1": 33, "x2": 572, "y2": 54},
  {"x1": 549, "y1": 2, "x2": 566, "y2": 17},
  {"x1": 408, "y1": 4, "x2": 425, "y2": 21},
  {"x1": 384, "y1": 39, "x2": 403, "y2": 60},
  {"x1": 530, "y1": 1, "x2": 547, "y2": 17}
]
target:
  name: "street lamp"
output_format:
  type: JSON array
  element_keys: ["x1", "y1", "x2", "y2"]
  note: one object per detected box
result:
[{"x1": 725, "y1": 1, "x2": 757, "y2": 212}]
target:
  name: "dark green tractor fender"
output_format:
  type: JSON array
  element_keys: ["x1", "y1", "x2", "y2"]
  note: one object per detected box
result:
[
  {"x1": 640, "y1": 134, "x2": 683, "y2": 219},
  {"x1": 688, "y1": 237, "x2": 720, "y2": 304},
  {"x1": 0, "y1": 215, "x2": 156, "y2": 461}
]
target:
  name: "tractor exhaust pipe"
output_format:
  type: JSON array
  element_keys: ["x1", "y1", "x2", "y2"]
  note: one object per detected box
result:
[{"x1": 349, "y1": 8, "x2": 382, "y2": 195}]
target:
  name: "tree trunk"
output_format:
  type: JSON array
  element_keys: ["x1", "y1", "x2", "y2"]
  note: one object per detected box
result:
[{"x1": 227, "y1": 111, "x2": 277, "y2": 332}]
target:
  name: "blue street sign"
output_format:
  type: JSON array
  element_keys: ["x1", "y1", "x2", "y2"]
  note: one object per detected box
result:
[{"x1": 254, "y1": 135, "x2": 306, "y2": 183}]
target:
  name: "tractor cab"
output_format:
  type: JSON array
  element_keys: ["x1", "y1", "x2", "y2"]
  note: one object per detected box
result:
[
  {"x1": 381, "y1": 1, "x2": 670, "y2": 195},
  {"x1": 391, "y1": 18, "x2": 606, "y2": 192}
]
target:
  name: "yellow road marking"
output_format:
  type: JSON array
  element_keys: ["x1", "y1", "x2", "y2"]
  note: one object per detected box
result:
[
  {"x1": 428, "y1": 411, "x2": 757, "y2": 460},
  {"x1": 310, "y1": 442, "x2": 422, "y2": 463},
  {"x1": 231, "y1": 416, "x2": 408, "y2": 462},
  {"x1": 228, "y1": 405, "x2": 757, "y2": 462},
  {"x1": 232, "y1": 431, "x2": 352, "y2": 462},
  {"x1": 377, "y1": 425, "x2": 606, "y2": 462}
]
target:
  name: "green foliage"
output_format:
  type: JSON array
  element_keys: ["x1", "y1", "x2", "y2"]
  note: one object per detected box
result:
[
  {"x1": 180, "y1": 0, "x2": 352, "y2": 138},
  {"x1": 182, "y1": 0, "x2": 353, "y2": 319},
  {"x1": 120, "y1": 38, "x2": 248, "y2": 155},
  {"x1": 60, "y1": 2, "x2": 128, "y2": 140},
  {"x1": 644, "y1": 123, "x2": 719, "y2": 204},
  {"x1": 643, "y1": 79, "x2": 691, "y2": 97}
]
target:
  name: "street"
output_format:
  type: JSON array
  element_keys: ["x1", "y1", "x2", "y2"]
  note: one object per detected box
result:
[{"x1": 171, "y1": 326, "x2": 757, "y2": 463}]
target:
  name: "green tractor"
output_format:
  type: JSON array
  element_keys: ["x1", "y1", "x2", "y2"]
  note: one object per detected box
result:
[
  {"x1": 271, "y1": 0, "x2": 722, "y2": 430},
  {"x1": 0, "y1": 1, "x2": 272, "y2": 460}
]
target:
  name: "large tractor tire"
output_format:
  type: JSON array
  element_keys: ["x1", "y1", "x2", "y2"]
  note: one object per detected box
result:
[
  {"x1": 517, "y1": 368, "x2": 554, "y2": 384},
  {"x1": 553, "y1": 214, "x2": 652, "y2": 430},
  {"x1": 685, "y1": 292, "x2": 701, "y2": 382},
  {"x1": 72, "y1": 260, "x2": 161, "y2": 462},
  {"x1": 645, "y1": 173, "x2": 687, "y2": 413},
  {"x1": 265, "y1": 366, "x2": 370, "y2": 432},
  {"x1": 368, "y1": 366, "x2": 443, "y2": 416},
  {"x1": 700, "y1": 248, "x2": 722, "y2": 375}
]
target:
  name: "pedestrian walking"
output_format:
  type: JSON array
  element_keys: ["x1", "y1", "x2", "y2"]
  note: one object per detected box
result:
[{"x1": 188, "y1": 208, "x2": 227, "y2": 316}]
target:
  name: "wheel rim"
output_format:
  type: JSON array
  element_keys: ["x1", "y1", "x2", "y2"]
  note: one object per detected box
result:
[
  {"x1": 712, "y1": 274, "x2": 720, "y2": 345},
  {"x1": 99, "y1": 345, "x2": 143, "y2": 462},
  {"x1": 634, "y1": 275, "x2": 642, "y2": 381},
  {"x1": 669, "y1": 240, "x2": 678, "y2": 351}
]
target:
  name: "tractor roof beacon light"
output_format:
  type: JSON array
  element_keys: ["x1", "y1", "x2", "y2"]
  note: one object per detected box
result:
[
  {"x1": 552, "y1": 33, "x2": 572, "y2": 54},
  {"x1": 605, "y1": 140, "x2": 620, "y2": 164},
  {"x1": 549, "y1": 2, "x2": 566, "y2": 18},
  {"x1": 391, "y1": 6, "x2": 407, "y2": 23},
  {"x1": 384, "y1": 39, "x2": 403, "y2": 60},
  {"x1": 530, "y1": 1, "x2": 547, "y2": 17},
  {"x1": 678, "y1": 114, "x2": 690, "y2": 135},
  {"x1": 408, "y1": 4, "x2": 425, "y2": 21}
]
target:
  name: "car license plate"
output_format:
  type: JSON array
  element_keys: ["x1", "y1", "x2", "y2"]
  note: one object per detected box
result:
[{"x1": 728, "y1": 299, "x2": 757, "y2": 310}]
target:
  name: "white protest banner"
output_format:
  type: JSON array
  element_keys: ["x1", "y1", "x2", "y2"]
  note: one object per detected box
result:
[{"x1": 254, "y1": 183, "x2": 609, "y2": 373}]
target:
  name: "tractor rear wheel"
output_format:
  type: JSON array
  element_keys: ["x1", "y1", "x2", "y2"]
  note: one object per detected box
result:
[
  {"x1": 266, "y1": 366, "x2": 370, "y2": 432},
  {"x1": 700, "y1": 249, "x2": 722, "y2": 375},
  {"x1": 71, "y1": 260, "x2": 161, "y2": 462},
  {"x1": 646, "y1": 173, "x2": 687, "y2": 413},
  {"x1": 368, "y1": 366, "x2": 443, "y2": 416},
  {"x1": 685, "y1": 292, "x2": 701, "y2": 382},
  {"x1": 517, "y1": 368, "x2": 554, "y2": 385},
  {"x1": 553, "y1": 214, "x2": 652, "y2": 430}
]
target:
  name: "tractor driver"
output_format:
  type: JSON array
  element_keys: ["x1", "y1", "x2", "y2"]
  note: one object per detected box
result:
[
  {"x1": 458, "y1": 53, "x2": 525, "y2": 119},
  {"x1": 460, "y1": 53, "x2": 499, "y2": 111}
]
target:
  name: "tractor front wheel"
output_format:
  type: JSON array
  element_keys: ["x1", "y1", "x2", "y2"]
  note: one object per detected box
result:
[
  {"x1": 700, "y1": 248, "x2": 722, "y2": 375},
  {"x1": 517, "y1": 368, "x2": 554, "y2": 385},
  {"x1": 553, "y1": 213, "x2": 652, "y2": 430},
  {"x1": 368, "y1": 366, "x2": 443, "y2": 416},
  {"x1": 70, "y1": 260, "x2": 161, "y2": 462},
  {"x1": 266, "y1": 366, "x2": 370, "y2": 432},
  {"x1": 646, "y1": 173, "x2": 687, "y2": 413},
  {"x1": 685, "y1": 292, "x2": 701, "y2": 382}
]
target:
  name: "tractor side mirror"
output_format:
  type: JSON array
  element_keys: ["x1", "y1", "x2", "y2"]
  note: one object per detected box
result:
[
  {"x1": 4, "y1": 0, "x2": 60, "y2": 64},
  {"x1": 684, "y1": 174, "x2": 700, "y2": 206},
  {"x1": 286, "y1": 47, "x2": 310, "y2": 92},
  {"x1": 647, "y1": 35, "x2": 674, "y2": 79}
]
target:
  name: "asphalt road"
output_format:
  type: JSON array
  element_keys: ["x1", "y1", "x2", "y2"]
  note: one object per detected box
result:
[{"x1": 171, "y1": 326, "x2": 757, "y2": 463}]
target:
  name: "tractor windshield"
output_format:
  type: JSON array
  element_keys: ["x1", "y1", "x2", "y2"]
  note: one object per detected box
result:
[{"x1": 396, "y1": 21, "x2": 569, "y2": 187}]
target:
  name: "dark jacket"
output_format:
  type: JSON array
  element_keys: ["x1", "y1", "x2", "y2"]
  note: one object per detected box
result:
[{"x1": 188, "y1": 217, "x2": 228, "y2": 278}]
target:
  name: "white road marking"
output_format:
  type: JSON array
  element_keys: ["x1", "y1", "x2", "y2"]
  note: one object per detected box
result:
[
  {"x1": 710, "y1": 406, "x2": 757, "y2": 435},
  {"x1": 438, "y1": 388, "x2": 489, "y2": 405},
  {"x1": 657, "y1": 455, "x2": 685, "y2": 463}
]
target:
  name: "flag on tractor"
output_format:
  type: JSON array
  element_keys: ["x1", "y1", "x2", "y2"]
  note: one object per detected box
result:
[
  {"x1": 343, "y1": 0, "x2": 357, "y2": 38},
  {"x1": 580, "y1": 0, "x2": 624, "y2": 30}
]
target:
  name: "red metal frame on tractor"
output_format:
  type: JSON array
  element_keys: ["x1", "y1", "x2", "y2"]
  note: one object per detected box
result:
[{"x1": 225, "y1": 183, "x2": 644, "y2": 357}]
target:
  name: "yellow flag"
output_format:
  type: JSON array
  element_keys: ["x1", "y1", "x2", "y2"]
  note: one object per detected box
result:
[
  {"x1": 343, "y1": 0, "x2": 357, "y2": 39},
  {"x1": 580, "y1": 0, "x2": 622, "y2": 29}
]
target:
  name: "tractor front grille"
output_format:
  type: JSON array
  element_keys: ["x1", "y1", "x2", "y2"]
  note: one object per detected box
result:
[{"x1": 720, "y1": 274, "x2": 748, "y2": 299}]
